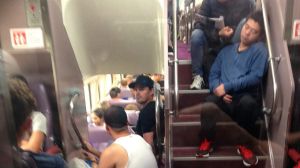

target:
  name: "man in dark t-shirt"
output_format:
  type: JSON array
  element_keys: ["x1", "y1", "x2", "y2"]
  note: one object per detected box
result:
[
  {"x1": 129, "y1": 75, "x2": 156, "y2": 146},
  {"x1": 136, "y1": 101, "x2": 156, "y2": 139}
]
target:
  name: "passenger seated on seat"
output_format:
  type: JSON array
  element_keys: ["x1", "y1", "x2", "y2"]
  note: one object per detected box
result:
[
  {"x1": 125, "y1": 104, "x2": 140, "y2": 126},
  {"x1": 10, "y1": 74, "x2": 47, "y2": 153},
  {"x1": 98, "y1": 106, "x2": 158, "y2": 168},
  {"x1": 91, "y1": 108, "x2": 105, "y2": 127},
  {"x1": 109, "y1": 87, "x2": 121, "y2": 100},
  {"x1": 8, "y1": 78, "x2": 67, "y2": 168},
  {"x1": 189, "y1": 0, "x2": 254, "y2": 90},
  {"x1": 196, "y1": 11, "x2": 268, "y2": 167},
  {"x1": 119, "y1": 79, "x2": 132, "y2": 99},
  {"x1": 108, "y1": 87, "x2": 136, "y2": 107},
  {"x1": 124, "y1": 74, "x2": 134, "y2": 86}
]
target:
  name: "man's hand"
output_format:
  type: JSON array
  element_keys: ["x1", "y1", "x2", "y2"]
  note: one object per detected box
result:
[
  {"x1": 223, "y1": 94, "x2": 232, "y2": 104},
  {"x1": 213, "y1": 84, "x2": 226, "y2": 97},
  {"x1": 84, "y1": 140, "x2": 101, "y2": 157},
  {"x1": 219, "y1": 26, "x2": 234, "y2": 38}
]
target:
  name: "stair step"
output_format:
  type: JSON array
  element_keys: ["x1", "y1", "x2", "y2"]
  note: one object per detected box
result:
[
  {"x1": 172, "y1": 121, "x2": 261, "y2": 147},
  {"x1": 172, "y1": 146, "x2": 266, "y2": 159},
  {"x1": 178, "y1": 64, "x2": 193, "y2": 85},
  {"x1": 173, "y1": 114, "x2": 200, "y2": 122},
  {"x1": 178, "y1": 60, "x2": 191, "y2": 65},
  {"x1": 178, "y1": 89, "x2": 210, "y2": 94},
  {"x1": 177, "y1": 93, "x2": 209, "y2": 110},
  {"x1": 172, "y1": 147, "x2": 268, "y2": 168},
  {"x1": 173, "y1": 112, "x2": 231, "y2": 123},
  {"x1": 172, "y1": 115, "x2": 264, "y2": 126}
]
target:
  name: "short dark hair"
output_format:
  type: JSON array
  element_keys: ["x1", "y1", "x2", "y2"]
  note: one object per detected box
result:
[
  {"x1": 104, "y1": 106, "x2": 128, "y2": 131},
  {"x1": 9, "y1": 78, "x2": 36, "y2": 131},
  {"x1": 109, "y1": 87, "x2": 121, "y2": 98},
  {"x1": 93, "y1": 108, "x2": 105, "y2": 118},
  {"x1": 247, "y1": 10, "x2": 265, "y2": 37},
  {"x1": 128, "y1": 74, "x2": 154, "y2": 89}
]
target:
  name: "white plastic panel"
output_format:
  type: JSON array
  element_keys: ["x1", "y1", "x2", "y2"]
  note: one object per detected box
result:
[{"x1": 62, "y1": 0, "x2": 166, "y2": 77}]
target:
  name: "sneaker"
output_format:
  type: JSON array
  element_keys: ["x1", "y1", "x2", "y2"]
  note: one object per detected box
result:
[
  {"x1": 195, "y1": 138, "x2": 213, "y2": 158},
  {"x1": 237, "y1": 145, "x2": 258, "y2": 167},
  {"x1": 190, "y1": 75, "x2": 204, "y2": 90}
]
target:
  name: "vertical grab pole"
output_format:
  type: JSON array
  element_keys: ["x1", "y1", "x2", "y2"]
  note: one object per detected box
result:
[{"x1": 172, "y1": 0, "x2": 179, "y2": 116}]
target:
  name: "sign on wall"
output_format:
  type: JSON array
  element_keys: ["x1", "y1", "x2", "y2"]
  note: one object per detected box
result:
[
  {"x1": 292, "y1": 19, "x2": 300, "y2": 41},
  {"x1": 25, "y1": 0, "x2": 43, "y2": 27},
  {"x1": 10, "y1": 28, "x2": 44, "y2": 49}
]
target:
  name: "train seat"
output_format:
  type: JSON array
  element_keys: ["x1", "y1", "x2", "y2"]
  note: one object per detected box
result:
[{"x1": 88, "y1": 125, "x2": 112, "y2": 152}]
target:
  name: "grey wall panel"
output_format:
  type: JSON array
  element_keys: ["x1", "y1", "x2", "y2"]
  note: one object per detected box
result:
[
  {"x1": 46, "y1": 0, "x2": 88, "y2": 160},
  {"x1": 263, "y1": 0, "x2": 295, "y2": 167},
  {"x1": 0, "y1": 54, "x2": 17, "y2": 168}
]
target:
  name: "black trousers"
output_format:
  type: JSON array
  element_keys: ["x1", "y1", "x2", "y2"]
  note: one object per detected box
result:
[{"x1": 199, "y1": 94, "x2": 261, "y2": 141}]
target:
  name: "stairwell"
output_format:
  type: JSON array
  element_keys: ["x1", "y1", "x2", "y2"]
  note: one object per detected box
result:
[{"x1": 166, "y1": 41, "x2": 270, "y2": 168}]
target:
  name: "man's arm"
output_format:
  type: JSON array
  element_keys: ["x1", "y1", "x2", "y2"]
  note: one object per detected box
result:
[
  {"x1": 20, "y1": 131, "x2": 45, "y2": 153},
  {"x1": 209, "y1": 51, "x2": 224, "y2": 93},
  {"x1": 98, "y1": 144, "x2": 128, "y2": 168},
  {"x1": 143, "y1": 132, "x2": 154, "y2": 146}
]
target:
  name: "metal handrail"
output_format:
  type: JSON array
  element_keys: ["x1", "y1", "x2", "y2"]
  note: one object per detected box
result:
[
  {"x1": 69, "y1": 92, "x2": 80, "y2": 115},
  {"x1": 68, "y1": 92, "x2": 89, "y2": 151},
  {"x1": 261, "y1": 0, "x2": 277, "y2": 167},
  {"x1": 154, "y1": 87, "x2": 162, "y2": 158},
  {"x1": 261, "y1": 0, "x2": 279, "y2": 118},
  {"x1": 172, "y1": 0, "x2": 179, "y2": 116}
]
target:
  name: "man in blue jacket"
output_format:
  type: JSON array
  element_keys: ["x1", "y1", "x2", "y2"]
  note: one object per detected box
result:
[
  {"x1": 190, "y1": 0, "x2": 255, "y2": 89},
  {"x1": 197, "y1": 11, "x2": 268, "y2": 167}
]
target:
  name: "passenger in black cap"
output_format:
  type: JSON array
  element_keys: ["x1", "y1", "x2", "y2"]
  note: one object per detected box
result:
[
  {"x1": 129, "y1": 74, "x2": 156, "y2": 146},
  {"x1": 100, "y1": 106, "x2": 158, "y2": 168}
]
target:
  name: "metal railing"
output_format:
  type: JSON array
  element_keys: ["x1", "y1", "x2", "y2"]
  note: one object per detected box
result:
[
  {"x1": 261, "y1": 0, "x2": 278, "y2": 167},
  {"x1": 172, "y1": 0, "x2": 179, "y2": 116},
  {"x1": 261, "y1": 0, "x2": 279, "y2": 117},
  {"x1": 68, "y1": 92, "x2": 89, "y2": 150},
  {"x1": 154, "y1": 87, "x2": 163, "y2": 161}
]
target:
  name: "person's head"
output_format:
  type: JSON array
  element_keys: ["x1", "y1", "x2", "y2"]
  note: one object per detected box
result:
[
  {"x1": 151, "y1": 73, "x2": 162, "y2": 83},
  {"x1": 8, "y1": 78, "x2": 36, "y2": 137},
  {"x1": 104, "y1": 106, "x2": 128, "y2": 137},
  {"x1": 109, "y1": 87, "x2": 121, "y2": 99},
  {"x1": 100, "y1": 100, "x2": 110, "y2": 110},
  {"x1": 120, "y1": 79, "x2": 128, "y2": 87},
  {"x1": 129, "y1": 74, "x2": 154, "y2": 105},
  {"x1": 240, "y1": 11, "x2": 265, "y2": 46},
  {"x1": 125, "y1": 74, "x2": 134, "y2": 85},
  {"x1": 91, "y1": 108, "x2": 105, "y2": 126}
]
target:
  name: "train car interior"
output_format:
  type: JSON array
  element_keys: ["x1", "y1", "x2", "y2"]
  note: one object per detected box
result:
[{"x1": 0, "y1": 0, "x2": 300, "y2": 167}]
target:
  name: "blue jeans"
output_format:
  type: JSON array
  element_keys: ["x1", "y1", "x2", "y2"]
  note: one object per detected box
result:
[
  {"x1": 30, "y1": 152, "x2": 67, "y2": 168},
  {"x1": 190, "y1": 29, "x2": 207, "y2": 76}
]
